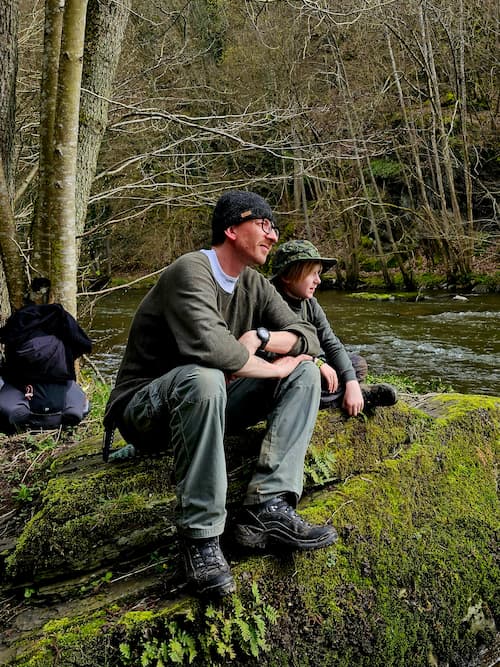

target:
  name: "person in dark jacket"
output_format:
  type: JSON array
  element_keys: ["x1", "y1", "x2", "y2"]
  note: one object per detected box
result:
[
  {"x1": 271, "y1": 240, "x2": 397, "y2": 416},
  {"x1": 104, "y1": 191, "x2": 338, "y2": 598},
  {"x1": 0, "y1": 279, "x2": 92, "y2": 433}
]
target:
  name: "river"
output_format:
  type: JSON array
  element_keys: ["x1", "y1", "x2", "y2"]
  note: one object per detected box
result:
[{"x1": 83, "y1": 287, "x2": 500, "y2": 397}]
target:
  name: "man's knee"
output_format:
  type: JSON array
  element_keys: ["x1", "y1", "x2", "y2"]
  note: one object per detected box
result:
[
  {"x1": 290, "y1": 359, "x2": 320, "y2": 385},
  {"x1": 164, "y1": 365, "x2": 227, "y2": 404}
]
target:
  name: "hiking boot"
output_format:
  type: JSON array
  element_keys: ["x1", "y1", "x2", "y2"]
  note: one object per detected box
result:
[
  {"x1": 361, "y1": 383, "x2": 398, "y2": 410},
  {"x1": 233, "y1": 495, "x2": 338, "y2": 551},
  {"x1": 181, "y1": 536, "x2": 236, "y2": 597}
]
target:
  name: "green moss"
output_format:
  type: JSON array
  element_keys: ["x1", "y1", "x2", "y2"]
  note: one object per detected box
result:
[
  {"x1": 349, "y1": 291, "x2": 396, "y2": 301},
  {"x1": 427, "y1": 393, "x2": 499, "y2": 425},
  {"x1": 8, "y1": 612, "x2": 109, "y2": 667},
  {"x1": 285, "y1": 397, "x2": 499, "y2": 666},
  {"x1": 9, "y1": 586, "x2": 279, "y2": 667},
  {"x1": 5, "y1": 455, "x2": 178, "y2": 581},
  {"x1": 306, "y1": 402, "x2": 429, "y2": 485},
  {"x1": 3, "y1": 396, "x2": 498, "y2": 666}
]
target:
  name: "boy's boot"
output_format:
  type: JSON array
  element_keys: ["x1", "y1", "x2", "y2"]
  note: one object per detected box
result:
[{"x1": 361, "y1": 383, "x2": 398, "y2": 410}]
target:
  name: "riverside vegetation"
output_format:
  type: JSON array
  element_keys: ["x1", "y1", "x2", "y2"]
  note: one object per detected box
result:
[
  {"x1": 0, "y1": 371, "x2": 498, "y2": 667},
  {"x1": 2, "y1": 1, "x2": 499, "y2": 323}
]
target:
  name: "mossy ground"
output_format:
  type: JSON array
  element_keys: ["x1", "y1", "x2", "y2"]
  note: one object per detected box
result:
[{"x1": 0, "y1": 394, "x2": 498, "y2": 666}]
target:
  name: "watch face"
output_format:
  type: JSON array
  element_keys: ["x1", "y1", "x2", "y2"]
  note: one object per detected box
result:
[{"x1": 257, "y1": 327, "x2": 270, "y2": 348}]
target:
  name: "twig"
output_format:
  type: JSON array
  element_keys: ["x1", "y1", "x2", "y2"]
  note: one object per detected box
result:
[
  {"x1": 77, "y1": 268, "x2": 165, "y2": 298},
  {"x1": 83, "y1": 354, "x2": 108, "y2": 385}
]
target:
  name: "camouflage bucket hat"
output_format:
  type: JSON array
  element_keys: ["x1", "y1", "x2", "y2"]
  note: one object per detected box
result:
[{"x1": 271, "y1": 240, "x2": 337, "y2": 279}]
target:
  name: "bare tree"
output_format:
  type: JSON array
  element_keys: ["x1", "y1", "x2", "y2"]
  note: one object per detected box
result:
[
  {"x1": 0, "y1": 0, "x2": 21, "y2": 317},
  {"x1": 0, "y1": 0, "x2": 131, "y2": 317},
  {"x1": 32, "y1": 0, "x2": 64, "y2": 281},
  {"x1": 76, "y1": 0, "x2": 133, "y2": 240},
  {"x1": 0, "y1": 156, "x2": 24, "y2": 311}
]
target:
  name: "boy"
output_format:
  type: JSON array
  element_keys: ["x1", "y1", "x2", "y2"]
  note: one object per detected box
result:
[{"x1": 271, "y1": 240, "x2": 397, "y2": 416}]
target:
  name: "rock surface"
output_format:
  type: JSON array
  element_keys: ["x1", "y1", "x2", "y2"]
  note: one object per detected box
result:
[{"x1": 0, "y1": 393, "x2": 498, "y2": 666}]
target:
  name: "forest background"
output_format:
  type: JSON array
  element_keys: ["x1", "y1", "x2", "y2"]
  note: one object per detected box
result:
[{"x1": 0, "y1": 0, "x2": 498, "y2": 321}]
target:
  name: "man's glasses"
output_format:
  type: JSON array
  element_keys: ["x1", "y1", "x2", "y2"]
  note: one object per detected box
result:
[{"x1": 251, "y1": 218, "x2": 280, "y2": 239}]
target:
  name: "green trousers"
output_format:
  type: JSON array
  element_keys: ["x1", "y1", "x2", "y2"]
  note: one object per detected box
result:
[{"x1": 122, "y1": 361, "x2": 320, "y2": 538}]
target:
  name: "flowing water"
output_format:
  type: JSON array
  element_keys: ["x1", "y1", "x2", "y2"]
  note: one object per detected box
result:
[
  {"x1": 83, "y1": 287, "x2": 500, "y2": 397},
  {"x1": 318, "y1": 290, "x2": 499, "y2": 396}
]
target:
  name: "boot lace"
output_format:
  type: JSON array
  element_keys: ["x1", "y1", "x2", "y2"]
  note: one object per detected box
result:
[
  {"x1": 271, "y1": 498, "x2": 310, "y2": 526},
  {"x1": 190, "y1": 538, "x2": 225, "y2": 569}
]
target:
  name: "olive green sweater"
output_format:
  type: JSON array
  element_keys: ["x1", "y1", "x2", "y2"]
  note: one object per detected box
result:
[{"x1": 104, "y1": 251, "x2": 320, "y2": 426}]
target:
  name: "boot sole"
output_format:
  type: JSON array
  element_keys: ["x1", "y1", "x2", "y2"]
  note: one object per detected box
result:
[
  {"x1": 192, "y1": 576, "x2": 236, "y2": 597},
  {"x1": 233, "y1": 525, "x2": 338, "y2": 551}
]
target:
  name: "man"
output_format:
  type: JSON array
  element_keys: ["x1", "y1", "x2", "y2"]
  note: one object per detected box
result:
[{"x1": 104, "y1": 190, "x2": 338, "y2": 597}]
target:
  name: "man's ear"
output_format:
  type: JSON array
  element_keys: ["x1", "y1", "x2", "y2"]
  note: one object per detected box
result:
[{"x1": 224, "y1": 226, "x2": 237, "y2": 241}]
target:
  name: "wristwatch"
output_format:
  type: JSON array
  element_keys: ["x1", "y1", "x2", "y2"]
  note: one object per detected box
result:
[{"x1": 256, "y1": 327, "x2": 270, "y2": 351}]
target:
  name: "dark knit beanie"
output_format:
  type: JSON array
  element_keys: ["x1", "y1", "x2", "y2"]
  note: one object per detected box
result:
[{"x1": 211, "y1": 190, "x2": 275, "y2": 245}]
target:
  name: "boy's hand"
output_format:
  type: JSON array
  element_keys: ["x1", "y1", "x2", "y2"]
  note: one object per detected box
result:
[
  {"x1": 320, "y1": 363, "x2": 338, "y2": 393},
  {"x1": 342, "y1": 380, "x2": 364, "y2": 416}
]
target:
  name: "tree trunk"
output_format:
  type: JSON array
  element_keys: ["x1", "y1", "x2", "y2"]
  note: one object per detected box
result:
[
  {"x1": 49, "y1": 0, "x2": 89, "y2": 315},
  {"x1": 32, "y1": 0, "x2": 64, "y2": 281},
  {"x1": 338, "y1": 168, "x2": 360, "y2": 288},
  {"x1": 76, "y1": 0, "x2": 132, "y2": 244},
  {"x1": 0, "y1": 156, "x2": 24, "y2": 312},
  {"x1": 0, "y1": 0, "x2": 18, "y2": 197},
  {"x1": 329, "y1": 32, "x2": 393, "y2": 288},
  {"x1": 0, "y1": 0, "x2": 20, "y2": 319},
  {"x1": 457, "y1": 0, "x2": 475, "y2": 265},
  {"x1": 418, "y1": 2, "x2": 469, "y2": 277}
]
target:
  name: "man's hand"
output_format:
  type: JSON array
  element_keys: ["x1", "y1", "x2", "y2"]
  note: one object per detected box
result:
[
  {"x1": 342, "y1": 379, "x2": 364, "y2": 416},
  {"x1": 233, "y1": 352, "x2": 312, "y2": 379},
  {"x1": 319, "y1": 363, "x2": 338, "y2": 393},
  {"x1": 271, "y1": 354, "x2": 312, "y2": 378}
]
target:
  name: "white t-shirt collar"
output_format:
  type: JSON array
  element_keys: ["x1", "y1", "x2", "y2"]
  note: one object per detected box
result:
[{"x1": 200, "y1": 248, "x2": 238, "y2": 294}]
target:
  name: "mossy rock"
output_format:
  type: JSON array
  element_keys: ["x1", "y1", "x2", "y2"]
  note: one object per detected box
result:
[
  {"x1": 348, "y1": 292, "x2": 422, "y2": 302},
  {"x1": 349, "y1": 291, "x2": 396, "y2": 301},
  {"x1": 0, "y1": 394, "x2": 498, "y2": 666},
  {"x1": 2, "y1": 402, "x2": 421, "y2": 585}
]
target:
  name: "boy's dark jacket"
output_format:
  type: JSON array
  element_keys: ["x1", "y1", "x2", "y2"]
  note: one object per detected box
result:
[{"x1": 0, "y1": 303, "x2": 92, "y2": 387}]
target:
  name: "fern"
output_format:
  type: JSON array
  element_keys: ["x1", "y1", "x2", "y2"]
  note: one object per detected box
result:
[
  {"x1": 122, "y1": 583, "x2": 278, "y2": 665},
  {"x1": 119, "y1": 642, "x2": 131, "y2": 664}
]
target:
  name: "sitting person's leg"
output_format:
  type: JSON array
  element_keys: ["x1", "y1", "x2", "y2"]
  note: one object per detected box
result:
[
  {"x1": 122, "y1": 364, "x2": 235, "y2": 596},
  {"x1": 348, "y1": 354, "x2": 398, "y2": 409},
  {"x1": 229, "y1": 360, "x2": 338, "y2": 551},
  {"x1": 319, "y1": 353, "x2": 368, "y2": 409},
  {"x1": 320, "y1": 353, "x2": 397, "y2": 410},
  {"x1": 0, "y1": 383, "x2": 31, "y2": 433},
  {"x1": 62, "y1": 380, "x2": 90, "y2": 425},
  {"x1": 350, "y1": 353, "x2": 368, "y2": 382},
  {"x1": 243, "y1": 360, "x2": 320, "y2": 505}
]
